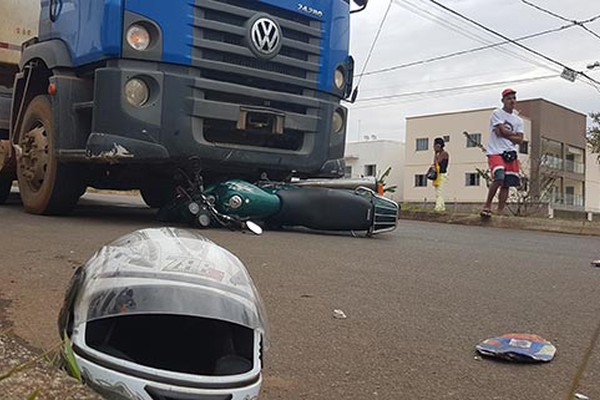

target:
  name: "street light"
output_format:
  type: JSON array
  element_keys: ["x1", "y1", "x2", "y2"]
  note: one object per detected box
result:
[{"x1": 587, "y1": 61, "x2": 600, "y2": 70}]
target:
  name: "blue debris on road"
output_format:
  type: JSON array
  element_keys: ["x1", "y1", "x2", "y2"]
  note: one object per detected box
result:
[{"x1": 476, "y1": 333, "x2": 557, "y2": 362}]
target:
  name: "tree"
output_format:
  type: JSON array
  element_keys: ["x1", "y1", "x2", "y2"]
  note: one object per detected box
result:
[
  {"x1": 588, "y1": 112, "x2": 600, "y2": 159},
  {"x1": 506, "y1": 159, "x2": 559, "y2": 217},
  {"x1": 462, "y1": 131, "x2": 558, "y2": 217},
  {"x1": 376, "y1": 166, "x2": 397, "y2": 193}
]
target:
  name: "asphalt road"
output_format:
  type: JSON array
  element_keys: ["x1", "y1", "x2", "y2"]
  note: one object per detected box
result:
[{"x1": 1, "y1": 190, "x2": 599, "y2": 400}]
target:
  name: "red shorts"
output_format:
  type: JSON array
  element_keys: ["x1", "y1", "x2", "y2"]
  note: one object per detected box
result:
[{"x1": 488, "y1": 154, "x2": 520, "y2": 187}]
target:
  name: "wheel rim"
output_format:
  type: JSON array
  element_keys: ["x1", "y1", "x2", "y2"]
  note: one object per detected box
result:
[{"x1": 19, "y1": 122, "x2": 49, "y2": 192}]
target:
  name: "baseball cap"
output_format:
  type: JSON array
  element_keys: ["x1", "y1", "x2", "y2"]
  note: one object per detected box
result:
[{"x1": 502, "y1": 88, "x2": 516, "y2": 98}]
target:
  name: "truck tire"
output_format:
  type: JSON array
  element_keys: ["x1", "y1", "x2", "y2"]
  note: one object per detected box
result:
[
  {"x1": 141, "y1": 185, "x2": 174, "y2": 208},
  {"x1": 0, "y1": 177, "x2": 11, "y2": 204},
  {"x1": 16, "y1": 95, "x2": 83, "y2": 215}
]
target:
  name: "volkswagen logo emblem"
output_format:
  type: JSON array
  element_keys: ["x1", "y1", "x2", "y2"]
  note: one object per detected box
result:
[{"x1": 247, "y1": 15, "x2": 282, "y2": 59}]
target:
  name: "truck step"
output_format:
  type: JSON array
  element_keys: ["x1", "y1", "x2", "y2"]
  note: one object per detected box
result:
[
  {"x1": 57, "y1": 149, "x2": 87, "y2": 162},
  {"x1": 72, "y1": 101, "x2": 94, "y2": 112}
]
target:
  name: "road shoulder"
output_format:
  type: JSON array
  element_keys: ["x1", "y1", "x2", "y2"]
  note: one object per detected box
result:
[
  {"x1": 0, "y1": 332, "x2": 102, "y2": 399},
  {"x1": 399, "y1": 210, "x2": 600, "y2": 236}
]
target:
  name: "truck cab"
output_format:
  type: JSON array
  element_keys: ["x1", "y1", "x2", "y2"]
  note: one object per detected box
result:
[{"x1": 0, "y1": 0, "x2": 367, "y2": 214}]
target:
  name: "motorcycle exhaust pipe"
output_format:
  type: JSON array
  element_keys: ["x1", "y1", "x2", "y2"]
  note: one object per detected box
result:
[{"x1": 288, "y1": 177, "x2": 378, "y2": 191}]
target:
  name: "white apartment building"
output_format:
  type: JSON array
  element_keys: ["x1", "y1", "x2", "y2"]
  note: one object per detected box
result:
[
  {"x1": 344, "y1": 140, "x2": 405, "y2": 202},
  {"x1": 404, "y1": 99, "x2": 588, "y2": 211},
  {"x1": 586, "y1": 145, "x2": 600, "y2": 213}
]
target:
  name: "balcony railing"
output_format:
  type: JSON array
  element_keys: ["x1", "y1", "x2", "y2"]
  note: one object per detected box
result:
[
  {"x1": 541, "y1": 155, "x2": 584, "y2": 174},
  {"x1": 541, "y1": 155, "x2": 562, "y2": 170},
  {"x1": 565, "y1": 160, "x2": 585, "y2": 174},
  {"x1": 548, "y1": 194, "x2": 585, "y2": 209}
]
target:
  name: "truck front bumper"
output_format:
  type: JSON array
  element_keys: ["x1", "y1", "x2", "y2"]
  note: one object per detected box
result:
[{"x1": 85, "y1": 62, "x2": 347, "y2": 178}]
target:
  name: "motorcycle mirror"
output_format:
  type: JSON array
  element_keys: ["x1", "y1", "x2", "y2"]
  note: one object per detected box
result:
[
  {"x1": 350, "y1": 87, "x2": 359, "y2": 103},
  {"x1": 351, "y1": 0, "x2": 368, "y2": 13},
  {"x1": 245, "y1": 221, "x2": 263, "y2": 235}
]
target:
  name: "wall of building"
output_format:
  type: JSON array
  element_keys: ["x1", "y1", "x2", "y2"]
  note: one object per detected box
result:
[
  {"x1": 404, "y1": 108, "x2": 531, "y2": 204},
  {"x1": 518, "y1": 99, "x2": 587, "y2": 149},
  {"x1": 344, "y1": 140, "x2": 404, "y2": 201},
  {"x1": 518, "y1": 100, "x2": 587, "y2": 202},
  {"x1": 586, "y1": 145, "x2": 600, "y2": 213}
]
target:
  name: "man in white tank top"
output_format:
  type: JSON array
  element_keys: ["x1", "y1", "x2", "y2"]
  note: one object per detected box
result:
[{"x1": 480, "y1": 89, "x2": 525, "y2": 217}]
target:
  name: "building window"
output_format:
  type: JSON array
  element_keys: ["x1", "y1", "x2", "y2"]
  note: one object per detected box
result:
[
  {"x1": 344, "y1": 166, "x2": 352, "y2": 178},
  {"x1": 465, "y1": 173, "x2": 480, "y2": 186},
  {"x1": 565, "y1": 186, "x2": 575, "y2": 206},
  {"x1": 415, "y1": 174, "x2": 427, "y2": 187},
  {"x1": 443, "y1": 135, "x2": 450, "y2": 143},
  {"x1": 519, "y1": 140, "x2": 529, "y2": 154},
  {"x1": 541, "y1": 137, "x2": 563, "y2": 169},
  {"x1": 416, "y1": 138, "x2": 429, "y2": 151},
  {"x1": 566, "y1": 146, "x2": 585, "y2": 174},
  {"x1": 466, "y1": 133, "x2": 482, "y2": 148},
  {"x1": 364, "y1": 164, "x2": 376, "y2": 177}
]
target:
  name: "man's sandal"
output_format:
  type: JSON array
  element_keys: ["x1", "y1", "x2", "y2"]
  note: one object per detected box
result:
[{"x1": 480, "y1": 209, "x2": 492, "y2": 218}]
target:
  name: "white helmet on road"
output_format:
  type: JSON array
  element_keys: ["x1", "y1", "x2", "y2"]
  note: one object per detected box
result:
[{"x1": 59, "y1": 227, "x2": 268, "y2": 400}]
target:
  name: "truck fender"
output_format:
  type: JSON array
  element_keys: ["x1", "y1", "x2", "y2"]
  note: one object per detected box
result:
[
  {"x1": 19, "y1": 39, "x2": 73, "y2": 70},
  {"x1": 11, "y1": 40, "x2": 72, "y2": 145}
]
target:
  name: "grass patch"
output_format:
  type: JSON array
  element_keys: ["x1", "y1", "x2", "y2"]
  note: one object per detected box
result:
[{"x1": 0, "y1": 331, "x2": 82, "y2": 399}]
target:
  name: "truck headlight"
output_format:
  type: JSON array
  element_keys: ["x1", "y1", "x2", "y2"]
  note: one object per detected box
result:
[
  {"x1": 334, "y1": 67, "x2": 345, "y2": 90},
  {"x1": 126, "y1": 25, "x2": 151, "y2": 51},
  {"x1": 332, "y1": 109, "x2": 345, "y2": 134},
  {"x1": 125, "y1": 78, "x2": 149, "y2": 107}
]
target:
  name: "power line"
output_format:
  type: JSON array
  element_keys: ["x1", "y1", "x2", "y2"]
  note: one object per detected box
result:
[
  {"x1": 350, "y1": 2, "x2": 600, "y2": 109},
  {"x1": 407, "y1": 0, "x2": 572, "y2": 71},
  {"x1": 396, "y1": 0, "x2": 497, "y2": 45},
  {"x1": 357, "y1": 23, "x2": 572, "y2": 78},
  {"x1": 521, "y1": 0, "x2": 570, "y2": 22},
  {"x1": 354, "y1": 0, "x2": 393, "y2": 91},
  {"x1": 353, "y1": 72, "x2": 600, "y2": 109},
  {"x1": 358, "y1": 66, "x2": 541, "y2": 95},
  {"x1": 356, "y1": 74, "x2": 558, "y2": 104},
  {"x1": 391, "y1": 0, "x2": 557, "y2": 72},
  {"x1": 351, "y1": 75, "x2": 560, "y2": 110},
  {"x1": 521, "y1": 0, "x2": 600, "y2": 41},
  {"x1": 581, "y1": 25, "x2": 600, "y2": 42},
  {"x1": 426, "y1": 0, "x2": 600, "y2": 88}
]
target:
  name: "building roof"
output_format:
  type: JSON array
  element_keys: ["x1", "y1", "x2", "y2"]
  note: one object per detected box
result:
[
  {"x1": 346, "y1": 139, "x2": 405, "y2": 145},
  {"x1": 406, "y1": 106, "x2": 494, "y2": 120},
  {"x1": 518, "y1": 98, "x2": 587, "y2": 117},
  {"x1": 406, "y1": 98, "x2": 585, "y2": 120}
]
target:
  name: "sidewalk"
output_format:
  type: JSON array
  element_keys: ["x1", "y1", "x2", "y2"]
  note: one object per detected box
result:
[
  {"x1": 399, "y1": 209, "x2": 600, "y2": 236},
  {"x1": 0, "y1": 332, "x2": 102, "y2": 400}
]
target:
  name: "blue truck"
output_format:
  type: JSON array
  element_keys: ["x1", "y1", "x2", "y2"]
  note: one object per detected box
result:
[{"x1": 0, "y1": 0, "x2": 368, "y2": 214}]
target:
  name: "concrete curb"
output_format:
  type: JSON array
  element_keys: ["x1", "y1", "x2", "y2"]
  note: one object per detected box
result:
[
  {"x1": 0, "y1": 333, "x2": 102, "y2": 399},
  {"x1": 399, "y1": 210, "x2": 600, "y2": 236}
]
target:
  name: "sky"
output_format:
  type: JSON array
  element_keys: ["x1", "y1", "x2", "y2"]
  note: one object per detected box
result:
[{"x1": 346, "y1": 0, "x2": 600, "y2": 143}]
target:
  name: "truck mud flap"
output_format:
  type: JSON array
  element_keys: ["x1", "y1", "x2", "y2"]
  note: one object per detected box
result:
[{"x1": 0, "y1": 89, "x2": 11, "y2": 132}]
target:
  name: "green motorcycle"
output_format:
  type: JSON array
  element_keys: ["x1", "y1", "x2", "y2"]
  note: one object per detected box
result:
[{"x1": 157, "y1": 173, "x2": 399, "y2": 236}]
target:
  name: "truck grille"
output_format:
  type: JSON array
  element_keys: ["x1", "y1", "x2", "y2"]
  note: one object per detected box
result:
[
  {"x1": 192, "y1": 0, "x2": 322, "y2": 94},
  {"x1": 190, "y1": 0, "x2": 324, "y2": 150}
]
